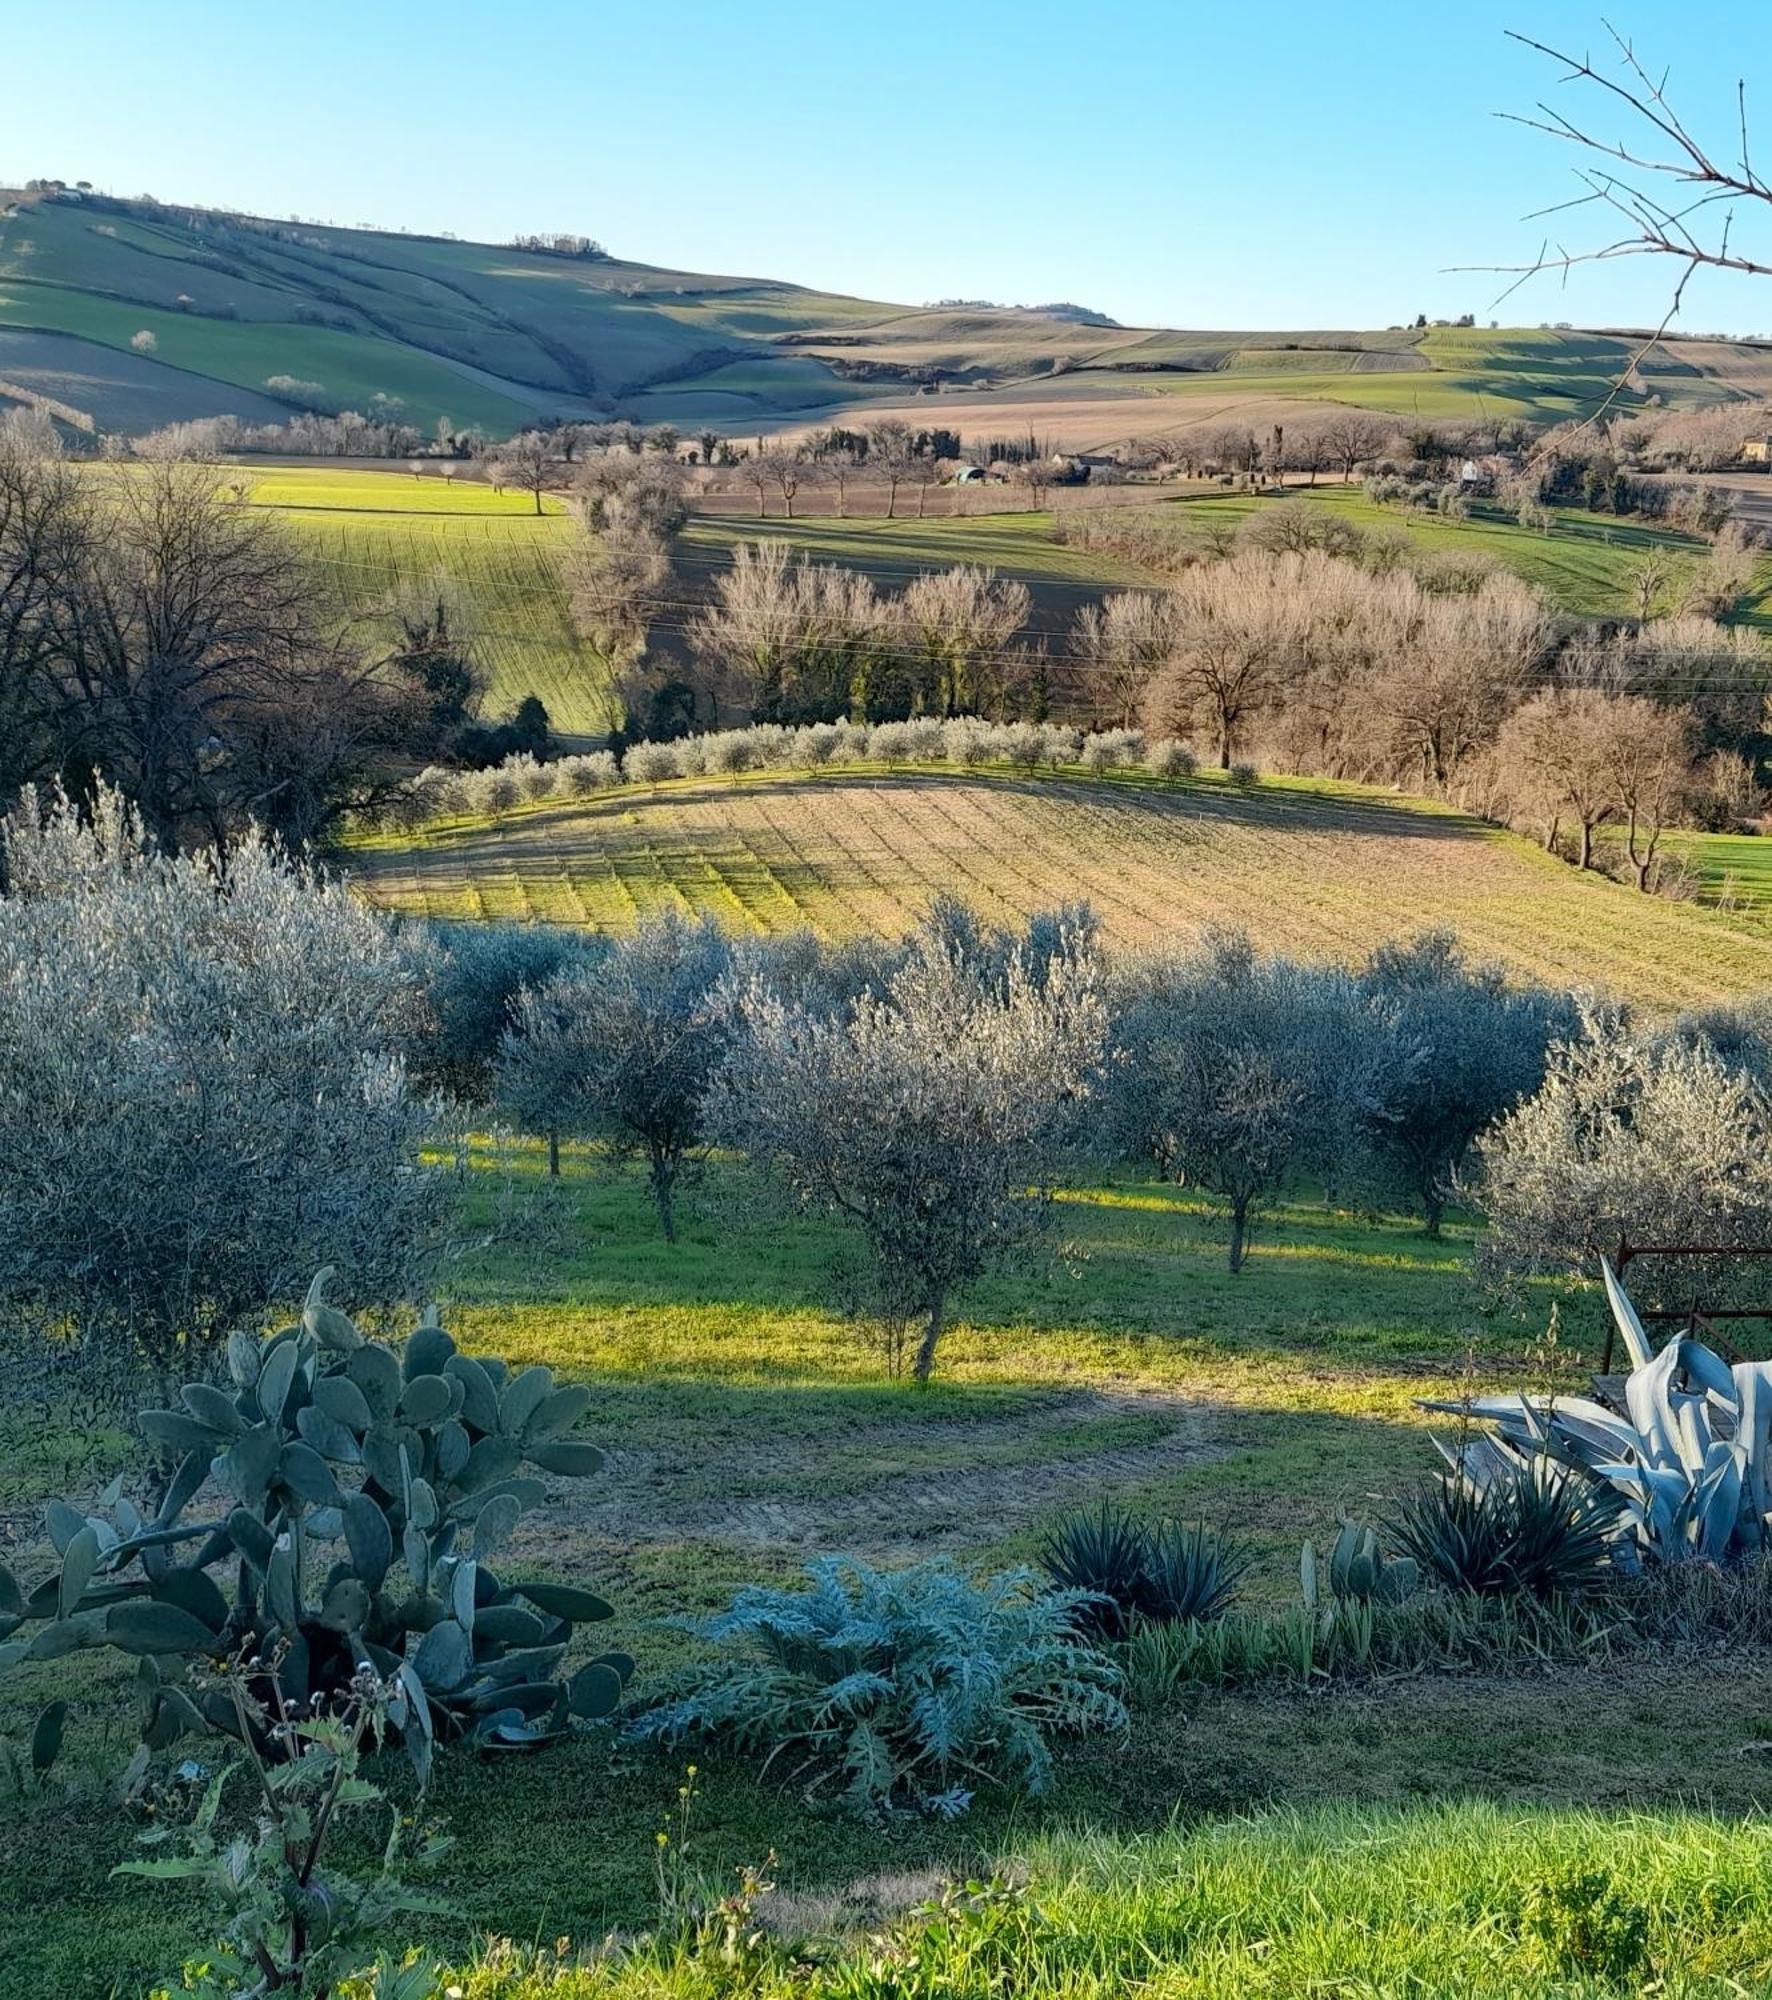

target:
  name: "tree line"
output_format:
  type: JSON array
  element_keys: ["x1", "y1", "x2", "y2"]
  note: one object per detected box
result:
[{"x1": 9, "y1": 781, "x2": 1708, "y2": 1388}]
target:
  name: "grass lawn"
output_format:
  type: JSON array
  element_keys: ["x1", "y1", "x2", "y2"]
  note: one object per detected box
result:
[{"x1": 5, "y1": 1147, "x2": 1772, "y2": 1994}]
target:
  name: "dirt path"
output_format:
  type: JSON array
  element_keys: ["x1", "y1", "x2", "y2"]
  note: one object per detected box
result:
[{"x1": 528, "y1": 1388, "x2": 1224, "y2": 1561}]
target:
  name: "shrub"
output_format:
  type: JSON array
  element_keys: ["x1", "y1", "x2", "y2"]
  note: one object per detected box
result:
[
  {"x1": 558, "y1": 749, "x2": 620, "y2": 796},
  {"x1": 1519, "y1": 1867, "x2": 1650, "y2": 1980},
  {"x1": 466, "y1": 766, "x2": 522, "y2": 818},
  {"x1": 1386, "y1": 1456, "x2": 1619, "y2": 1600},
  {"x1": 944, "y1": 717, "x2": 994, "y2": 766},
  {"x1": 1146, "y1": 738, "x2": 1198, "y2": 779},
  {"x1": 625, "y1": 739, "x2": 682, "y2": 783},
  {"x1": 1039, "y1": 1503, "x2": 1245, "y2": 1638},
  {"x1": 1228, "y1": 760, "x2": 1259, "y2": 786},
  {"x1": 867, "y1": 720, "x2": 919, "y2": 763},
  {"x1": 406, "y1": 921, "x2": 604, "y2": 1101},
  {"x1": 0, "y1": 1274, "x2": 629, "y2": 1773},
  {"x1": 629, "y1": 1557, "x2": 1126, "y2": 1814},
  {"x1": 798, "y1": 722, "x2": 846, "y2": 765},
  {"x1": 0, "y1": 787, "x2": 441, "y2": 1366}
]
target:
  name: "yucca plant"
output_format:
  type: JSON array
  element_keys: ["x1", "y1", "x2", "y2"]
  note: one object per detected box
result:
[
  {"x1": 1037, "y1": 1503, "x2": 1152, "y2": 1638},
  {"x1": 1387, "y1": 1455, "x2": 1619, "y2": 1600},
  {"x1": 1141, "y1": 1520, "x2": 1248, "y2": 1625},
  {"x1": 1038, "y1": 1504, "x2": 1245, "y2": 1639}
]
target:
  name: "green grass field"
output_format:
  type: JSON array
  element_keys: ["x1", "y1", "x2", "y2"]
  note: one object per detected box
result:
[
  {"x1": 228, "y1": 468, "x2": 621, "y2": 741},
  {"x1": 1170, "y1": 484, "x2": 1741, "y2": 619},
  {"x1": 349, "y1": 763, "x2": 1772, "y2": 1010},
  {"x1": 11, "y1": 192, "x2": 1772, "y2": 441},
  {"x1": 7, "y1": 1149, "x2": 1772, "y2": 1995}
]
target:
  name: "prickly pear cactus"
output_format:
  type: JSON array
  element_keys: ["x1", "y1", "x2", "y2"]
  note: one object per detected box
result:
[{"x1": 0, "y1": 1270, "x2": 628, "y2": 1776}]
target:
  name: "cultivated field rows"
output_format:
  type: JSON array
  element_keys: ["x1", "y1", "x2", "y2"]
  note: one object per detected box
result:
[{"x1": 350, "y1": 766, "x2": 1772, "y2": 1005}]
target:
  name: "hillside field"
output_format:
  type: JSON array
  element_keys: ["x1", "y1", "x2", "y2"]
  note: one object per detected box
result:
[
  {"x1": 347, "y1": 764, "x2": 1772, "y2": 1010},
  {"x1": 11, "y1": 192, "x2": 1772, "y2": 444},
  {"x1": 221, "y1": 465, "x2": 1772, "y2": 746}
]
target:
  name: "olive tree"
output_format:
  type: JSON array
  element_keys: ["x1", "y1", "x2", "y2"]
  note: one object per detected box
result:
[
  {"x1": 1109, "y1": 931, "x2": 1379, "y2": 1270},
  {"x1": 405, "y1": 919, "x2": 605, "y2": 1105},
  {"x1": 1471, "y1": 1007, "x2": 1772, "y2": 1310},
  {"x1": 0, "y1": 785, "x2": 442, "y2": 1369},
  {"x1": 708, "y1": 911, "x2": 1108, "y2": 1380},
  {"x1": 496, "y1": 912, "x2": 734, "y2": 1235},
  {"x1": 1355, "y1": 931, "x2": 1575, "y2": 1234}
]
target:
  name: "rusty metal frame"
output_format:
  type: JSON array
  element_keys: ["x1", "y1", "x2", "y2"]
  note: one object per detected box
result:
[{"x1": 1601, "y1": 1237, "x2": 1772, "y2": 1370}]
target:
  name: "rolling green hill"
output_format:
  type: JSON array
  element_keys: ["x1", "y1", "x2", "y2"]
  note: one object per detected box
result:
[{"x1": 9, "y1": 187, "x2": 1772, "y2": 442}]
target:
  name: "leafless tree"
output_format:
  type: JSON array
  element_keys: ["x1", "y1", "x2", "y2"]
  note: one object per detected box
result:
[
  {"x1": 866, "y1": 420, "x2": 914, "y2": 518},
  {"x1": 755, "y1": 446, "x2": 803, "y2": 520},
  {"x1": 488, "y1": 430, "x2": 565, "y2": 514},
  {"x1": 1493, "y1": 685, "x2": 1626, "y2": 869},
  {"x1": 1317, "y1": 413, "x2": 1390, "y2": 481},
  {"x1": 905, "y1": 448, "x2": 944, "y2": 518},
  {"x1": 0, "y1": 414, "x2": 90, "y2": 836},
  {"x1": 1069, "y1": 591, "x2": 1179, "y2": 728},
  {"x1": 895, "y1": 565, "x2": 1032, "y2": 716},
  {"x1": 1604, "y1": 693, "x2": 1694, "y2": 889}
]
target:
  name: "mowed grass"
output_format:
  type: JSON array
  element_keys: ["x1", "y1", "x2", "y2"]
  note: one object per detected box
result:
[
  {"x1": 8, "y1": 1152, "x2": 1772, "y2": 1996},
  {"x1": 348, "y1": 763, "x2": 1772, "y2": 1009}
]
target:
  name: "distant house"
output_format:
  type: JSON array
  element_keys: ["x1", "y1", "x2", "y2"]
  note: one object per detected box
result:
[
  {"x1": 1742, "y1": 436, "x2": 1772, "y2": 464},
  {"x1": 1457, "y1": 457, "x2": 1497, "y2": 495},
  {"x1": 950, "y1": 464, "x2": 989, "y2": 484}
]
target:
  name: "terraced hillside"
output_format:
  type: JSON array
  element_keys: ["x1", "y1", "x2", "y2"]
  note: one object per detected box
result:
[
  {"x1": 348, "y1": 766, "x2": 1772, "y2": 1008},
  {"x1": 9, "y1": 188, "x2": 1772, "y2": 441}
]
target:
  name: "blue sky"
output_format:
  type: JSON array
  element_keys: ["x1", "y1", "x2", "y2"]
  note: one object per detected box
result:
[{"x1": 14, "y1": 1, "x2": 1772, "y2": 334}]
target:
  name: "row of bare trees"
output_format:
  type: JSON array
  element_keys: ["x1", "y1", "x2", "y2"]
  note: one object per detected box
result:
[
  {"x1": 686, "y1": 540, "x2": 1035, "y2": 722},
  {"x1": 1062, "y1": 548, "x2": 1762, "y2": 887}
]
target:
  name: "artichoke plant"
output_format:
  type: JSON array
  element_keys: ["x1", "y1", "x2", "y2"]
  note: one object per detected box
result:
[
  {"x1": 1427, "y1": 1258, "x2": 1772, "y2": 1565},
  {"x1": 0, "y1": 1272, "x2": 627, "y2": 1775}
]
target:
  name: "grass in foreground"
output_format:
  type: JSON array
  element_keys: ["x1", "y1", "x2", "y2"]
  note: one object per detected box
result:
[{"x1": 452, "y1": 1801, "x2": 1772, "y2": 1998}]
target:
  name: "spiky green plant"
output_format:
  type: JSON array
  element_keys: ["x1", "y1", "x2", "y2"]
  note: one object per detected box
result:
[
  {"x1": 0, "y1": 1271, "x2": 627, "y2": 1775},
  {"x1": 1038, "y1": 1504, "x2": 1245, "y2": 1638},
  {"x1": 1387, "y1": 1456, "x2": 1619, "y2": 1600},
  {"x1": 1427, "y1": 1259, "x2": 1772, "y2": 1566}
]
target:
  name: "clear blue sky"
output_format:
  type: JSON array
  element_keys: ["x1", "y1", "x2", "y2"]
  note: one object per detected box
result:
[{"x1": 15, "y1": 0, "x2": 1772, "y2": 334}]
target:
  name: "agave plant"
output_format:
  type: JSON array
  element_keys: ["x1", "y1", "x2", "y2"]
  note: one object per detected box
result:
[
  {"x1": 1428, "y1": 1259, "x2": 1772, "y2": 1566},
  {"x1": 0, "y1": 1272, "x2": 628, "y2": 1775},
  {"x1": 1038, "y1": 1503, "x2": 1245, "y2": 1638}
]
